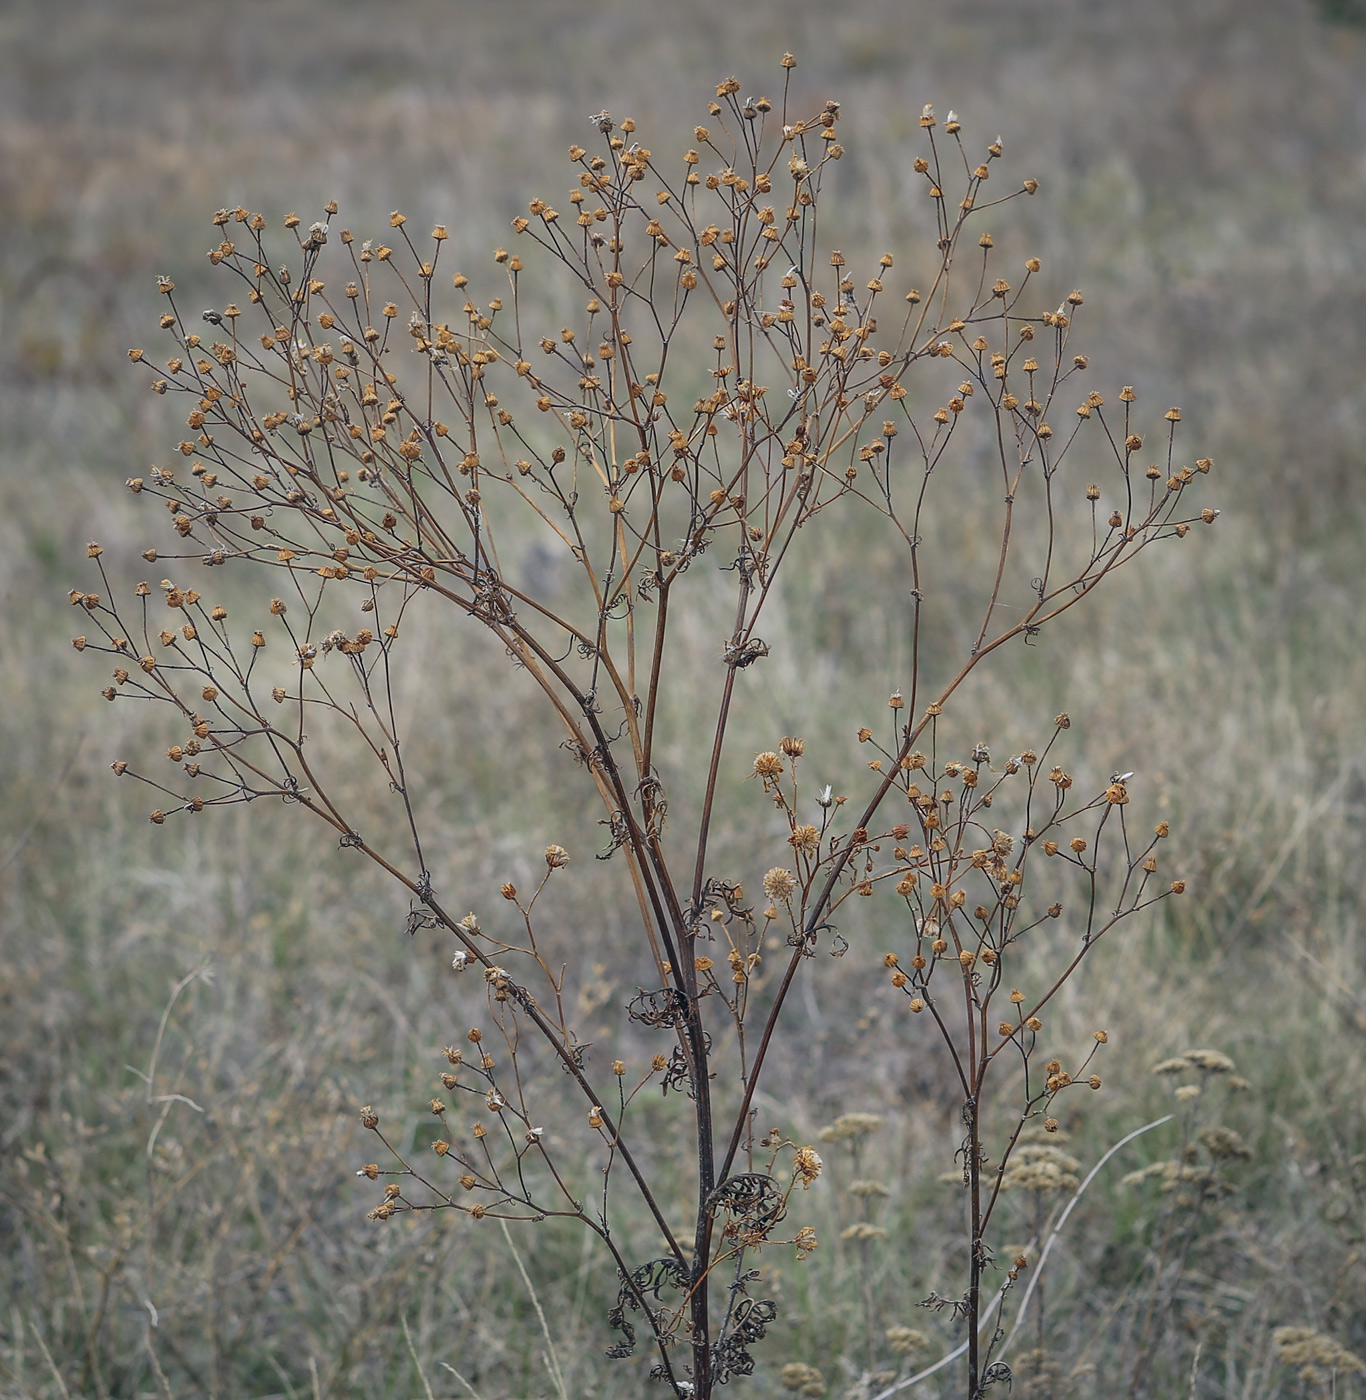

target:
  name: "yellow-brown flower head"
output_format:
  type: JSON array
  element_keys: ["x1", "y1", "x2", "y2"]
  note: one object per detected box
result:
[
  {"x1": 793, "y1": 1145, "x2": 823, "y2": 1187},
  {"x1": 763, "y1": 867, "x2": 798, "y2": 901},
  {"x1": 753, "y1": 751, "x2": 784, "y2": 779}
]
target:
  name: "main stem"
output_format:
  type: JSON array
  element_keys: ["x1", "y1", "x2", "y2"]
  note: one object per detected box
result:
[
  {"x1": 686, "y1": 577, "x2": 758, "y2": 1397},
  {"x1": 968, "y1": 1090, "x2": 982, "y2": 1399}
]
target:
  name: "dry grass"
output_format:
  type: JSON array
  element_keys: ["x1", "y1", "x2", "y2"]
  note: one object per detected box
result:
[{"x1": 3, "y1": 2, "x2": 1366, "y2": 1397}]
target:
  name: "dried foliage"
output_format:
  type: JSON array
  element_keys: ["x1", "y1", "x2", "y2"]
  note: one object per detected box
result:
[{"x1": 73, "y1": 64, "x2": 1225, "y2": 1397}]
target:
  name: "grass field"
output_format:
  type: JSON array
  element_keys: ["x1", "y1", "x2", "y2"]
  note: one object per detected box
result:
[{"x1": 3, "y1": 1, "x2": 1366, "y2": 1396}]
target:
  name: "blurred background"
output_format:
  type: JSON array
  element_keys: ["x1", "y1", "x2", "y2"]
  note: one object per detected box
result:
[{"x1": 2, "y1": 0, "x2": 1365, "y2": 1396}]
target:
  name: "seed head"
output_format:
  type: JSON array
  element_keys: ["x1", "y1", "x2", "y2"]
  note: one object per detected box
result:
[
  {"x1": 790, "y1": 825, "x2": 820, "y2": 853},
  {"x1": 753, "y1": 751, "x2": 784, "y2": 778},
  {"x1": 1184, "y1": 1048, "x2": 1235, "y2": 1074},
  {"x1": 763, "y1": 867, "x2": 798, "y2": 901}
]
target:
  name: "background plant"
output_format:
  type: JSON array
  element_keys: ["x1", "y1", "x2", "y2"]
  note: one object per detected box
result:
[{"x1": 5, "y1": 3, "x2": 1366, "y2": 1397}]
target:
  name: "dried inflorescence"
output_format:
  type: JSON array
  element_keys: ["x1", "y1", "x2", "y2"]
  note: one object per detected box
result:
[
  {"x1": 779, "y1": 1361, "x2": 826, "y2": 1396},
  {"x1": 80, "y1": 59, "x2": 1213, "y2": 1400},
  {"x1": 1273, "y1": 1327, "x2": 1366, "y2": 1388},
  {"x1": 818, "y1": 1113, "x2": 885, "y2": 1143},
  {"x1": 1001, "y1": 1142, "x2": 1081, "y2": 1195}
]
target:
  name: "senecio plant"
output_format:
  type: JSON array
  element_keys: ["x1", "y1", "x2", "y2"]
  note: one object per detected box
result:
[{"x1": 78, "y1": 60, "x2": 1215, "y2": 1399}]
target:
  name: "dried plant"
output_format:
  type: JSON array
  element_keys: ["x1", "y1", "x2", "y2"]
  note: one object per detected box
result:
[
  {"x1": 1118, "y1": 1050, "x2": 1255, "y2": 1397},
  {"x1": 1273, "y1": 1326, "x2": 1366, "y2": 1395},
  {"x1": 76, "y1": 61, "x2": 1218, "y2": 1398}
]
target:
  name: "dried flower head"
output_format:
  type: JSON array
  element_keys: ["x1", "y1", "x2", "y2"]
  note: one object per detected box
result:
[
  {"x1": 763, "y1": 867, "x2": 798, "y2": 901},
  {"x1": 779, "y1": 1361, "x2": 824, "y2": 1394},
  {"x1": 789, "y1": 825, "x2": 820, "y2": 853},
  {"x1": 753, "y1": 751, "x2": 784, "y2": 779},
  {"x1": 886, "y1": 1326, "x2": 929, "y2": 1356},
  {"x1": 1198, "y1": 1126, "x2": 1253, "y2": 1161},
  {"x1": 793, "y1": 1145, "x2": 823, "y2": 1187},
  {"x1": 1273, "y1": 1327, "x2": 1366, "y2": 1384},
  {"x1": 818, "y1": 1112, "x2": 884, "y2": 1142},
  {"x1": 841, "y1": 1222, "x2": 887, "y2": 1241},
  {"x1": 793, "y1": 1226, "x2": 819, "y2": 1260}
]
